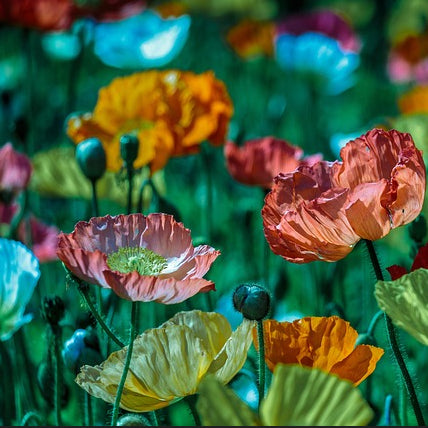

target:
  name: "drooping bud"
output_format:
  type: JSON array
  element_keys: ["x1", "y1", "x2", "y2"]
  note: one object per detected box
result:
[
  {"x1": 233, "y1": 283, "x2": 271, "y2": 321},
  {"x1": 41, "y1": 295, "x2": 65, "y2": 327},
  {"x1": 120, "y1": 134, "x2": 139, "y2": 166},
  {"x1": 75, "y1": 137, "x2": 106, "y2": 181}
]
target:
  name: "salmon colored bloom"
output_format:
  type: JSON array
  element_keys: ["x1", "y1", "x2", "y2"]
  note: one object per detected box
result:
[
  {"x1": 262, "y1": 128, "x2": 426, "y2": 263},
  {"x1": 224, "y1": 136, "x2": 322, "y2": 189},
  {"x1": 398, "y1": 85, "x2": 428, "y2": 114},
  {"x1": 66, "y1": 70, "x2": 233, "y2": 174},
  {"x1": 226, "y1": 19, "x2": 275, "y2": 59},
  {"x1": 255, "y1": 316, "x2": 384, "y2": 386},
  {"x1": 76, "y1": 310, "x2": 255, "y2": 412},
  {"x1": 56, "y1": 213, "x2": 220, "y2": 304}
]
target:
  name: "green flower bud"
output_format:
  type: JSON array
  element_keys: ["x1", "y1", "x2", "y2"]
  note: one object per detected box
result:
[
  {"x1": 409, "y1": 214, "x2": 427, "y2": 244},
  {"x1": 41, "y1": 296, "x2": 65, "y2": 327},
  {"x1": 75, "y1": 137, "x2": 106, "y2": 181},
  {"x1": 233, "y1": 283, "x2": 271, "y2": 321},
  {"x1": 120, "y1": 134, "x2": 139, "y2": 166}
]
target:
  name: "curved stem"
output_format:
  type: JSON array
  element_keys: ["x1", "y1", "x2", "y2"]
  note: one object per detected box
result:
[
  {"x1": 366, "y1": 310, "x2": 384, "y2": 338},
  {"x1": 257, "y1": 320, "x2": 266, "y2": 408},
  {"x1": 364, "y1": 239, "x2": 425, "y2": 426},
  {"x1": 111, "y1": 302, "x2": 138, "y2": 426},
  {"x1": 20, "y1": 411, "x2": 44, "y2": 426}
]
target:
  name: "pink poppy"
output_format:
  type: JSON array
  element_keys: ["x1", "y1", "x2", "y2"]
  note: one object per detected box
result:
[
  {"x1": 224, "y1": 137, "x2": 322, "y2": 189},
  {"x1": 56, "y1": 213, "x2": 220, "y2": 303},
  {"x1": 262, "y1": 129, "x2": 426, "y2": 263}
]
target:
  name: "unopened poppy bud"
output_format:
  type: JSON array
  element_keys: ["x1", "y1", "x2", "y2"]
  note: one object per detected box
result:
[
  {"x1": 116, "y1": 414, "x2": 152, "y2": 426},
  {"x1": 41, "y1": 295, "x2": 65, "y2": 326},
  {"x1": 120, "y1": 134, "x2": 139, "y2": 165},
  {"x1": 233, "y1": 283, "x2": 271, "y2": 321},
  {"x1": 409, "y1": 214, "x2": 427, "y2": 244},
  {"x1": 75, "y1": 137, "x2": 106, "y2": 181}
]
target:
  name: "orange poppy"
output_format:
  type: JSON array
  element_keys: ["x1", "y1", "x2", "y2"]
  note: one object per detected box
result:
[
  {"x1": 67, "y1": 70, "x2": 233, "y2": 174},
  {"x1": 255, "y1": 316, "x2": 384, "y2": 386},
  {"x1": 398, "y1": 85, "x2": 428, "y2": 114},
  {"x1": 262, "y1": 128, "x2": 426, "y2": 263},
  {"x1": 224, "y1": 136, "x2": 322, "y2": 189}
]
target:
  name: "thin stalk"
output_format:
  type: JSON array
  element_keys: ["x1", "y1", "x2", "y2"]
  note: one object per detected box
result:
[
  {"x1": 0, "y1": 340, "x2": 16, "y2": 424},
  {"x1": 111, "y1": 302, "x2": 138, "y2": 426},
  {"x1": 257, "y1": 320, "x2": 266, "y2": 408},
  {"x1": 364, "y1": 239, "x2": 425, "y2": 426},
  {"x1": 53, "y1": 326, "x2": 63, "y2": 426},
  {"x1": 150, "y1": 410, "x2": 159, "y2": 426},
  {"x1": 126, "y1": 164, "x2": 134, "y2": 215},
  {"x1": 84, "y1": 391, "x2": 93, "y2": 426},
  {"x1": 185, "y1": 395, "x2": 202, "y2": 426},
  {"x1": 367, "y1": 310, "x2": 384, "y2": 337},
  {"x1": 90, "y1": 179, "x2": 99, "y2": 217},
  {"x1": 20, "y1": 411, "x2": 44, "y2": 426}
]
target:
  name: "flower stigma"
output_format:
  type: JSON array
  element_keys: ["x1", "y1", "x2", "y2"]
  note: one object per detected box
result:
[{"x1": 107, "y1": 247, "x2": 167, "y2": 276}]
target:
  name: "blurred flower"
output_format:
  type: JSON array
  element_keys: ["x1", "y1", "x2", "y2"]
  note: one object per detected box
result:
[
  {"x1": 398, "y1": 85, "x2": 428, "y2": 114},
  {"x1": 224, "y1": 136, "x2": 322, "y2": 189},
  {"x1": 262, "y1": 128, "x2": 426, "y2": 263},
  {"x1": 17, "y1": 215, "x2": 59, "y2": 263},
  {"x1": 66, "y1": 70, "x2": 233, "y2": 174},
  {"x1": 73, "y1": 0, "x2": 146, "y2": 22},
  {"x1": 76, "y1": 310, "x2": 255, "y2": 411},
  {"x1": 375, "y1": 268, "x2": 428, "y2": 346},
  {"x1": 93, "y1": 10, "x2": 190, "y2": 69},
  {"x1": 0, "y1": 238, "x2": 40, "y2": 341},
  {"x1": 387, "y1": 242, "x2": 428, "y2": 280},
  {"x1": 57, "y1": 213, "x2": 220, "y2": 303},
  {"x1": 274, "y1": 10, "x2": 360, "y2": 95},
  {"x1": 257, "y1": 316, "x2": 384, "y2": 386},
  {"x1": 41, "y1": 28, "x2": 82, "y2": 61},
  {"x1": 197, "y1": 364, "x2": 374, "y2": 426},
  {"x1": 226, "y1": 19, "x2": 274, "y2": 59},
  {"x1": 154, "y1": 1, "x2": 189, "y2": 18}
]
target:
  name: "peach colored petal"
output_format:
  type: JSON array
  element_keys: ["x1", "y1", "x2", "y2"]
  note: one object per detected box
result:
[{"x1": 330, "y1": 345, "x2": 384, "y2": 386}]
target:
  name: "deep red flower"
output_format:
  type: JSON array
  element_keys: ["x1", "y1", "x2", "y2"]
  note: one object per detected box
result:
[
  {"x1": 224, "y1": 137, "x2": 322, "y2": 189},
  {"x1": 262, "y1": 129, "x2": 426, "y2": 263},
  {"x1": 387, "y1": 242, "x2": 428, "y2": 280},
  {"x1": 57, "y1": 213, "x2": 220, "y2": 303}
]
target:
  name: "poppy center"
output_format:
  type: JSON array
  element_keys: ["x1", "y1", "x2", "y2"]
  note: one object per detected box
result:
[{"x1": 107, "y1": 247, "x2": 167, "y2": 276}]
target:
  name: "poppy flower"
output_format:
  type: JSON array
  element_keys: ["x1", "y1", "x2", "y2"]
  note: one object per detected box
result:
[
  {"x1": 0, "y1": 238, "x2": 40, "y2": 341},
  {"x1": 262, "y1": 128, "x2": 426, "y2": 263},
  {"x1": 398, "y1": 85, "x2": 428, "y2": 114},
  {"x1": 66, "y1": 70, "x2": 233, "y2": 174},
  {"x1": 224, "y1": 136, "x2": 322, "y2": 189},
  {"x1": 197, "y1": 364, "x2": 374, "y2": 426},
  {"x1": 56, "y1": 213, "x2": 220, "y2": 304},
  {"x1": 255, "y1": 316, "x2": 384, "y2": 386},
  {"x1": 73, "y1": 0, "x2": 146, "y2": 23},
  {"x1": 375, "y1": 268, "x2": 428, "y2": 346},
  {"x1": 75, "y1": 310, "x2": 255, "y2": 412}
]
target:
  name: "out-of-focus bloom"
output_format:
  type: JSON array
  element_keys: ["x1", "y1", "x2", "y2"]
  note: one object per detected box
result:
[
  {"x1": 375, "y1": 268, "x2": 428, "y2": 346},
  {"x1": 197, "y1": 364, "x2": 374, "y2": 426},
  {"x1": 76, "y1": 310, "x2": 255, "y2": 411},
  {"x1": 93, "y1": 10, "x2": 190, "y2": 69},
  {"x1": 66, "y1": 70, "x2": 233, "y2": 174},
  {"x1": 398, "y1": 85, "x2": 428, "y2": 114},
  {"x1": 256, "y1": 316, "x2": 384, "y2": 386},
  {"x1": 18, "y1": 215, "x2": 59, "y2": 263},
  {"x1": 387, "y1": 242, "x2": 428, "y2": 280},
  {"x1": 154, "y1": 1, "x2": 188, "y2": 18},
  {"x1": 226, "y1": 19, "x2": 274, "y2": 59},
  {"x1": 262, "y1": 128, "x2": 426, "y2": 263},
  {"x1": 41, "y1": 29, "x2": 82, "y2": 61},
  {"x1": 0, "y1": 238, "x2": 40, "y2": 341},
  {"x1": 30, "y1": 146, "x2": 165, "y2": 209},
  {"x1": 275, "y1": 10, "x2": 360, "y2": 95},
  {"x1": 57, "y1": 213, "x2": 220, "y2": 304},
  {"x1": 224, "y1": 136, "x2": 322, "y2": 189},
  {"x1": 74, "y1": 0, "x2": 146, "y2": 22}
]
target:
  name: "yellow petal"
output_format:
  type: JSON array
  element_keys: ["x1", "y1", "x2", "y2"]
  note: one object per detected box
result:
[
  {"x1": 375, "y1": 268, "x2": 428, "y2": 345},
  {"x1": 196, "y1": 375, "x2": 260, "y2": 426},
  {"x1": 260, "y1": 364, "x2": 374, "y2": 426}
]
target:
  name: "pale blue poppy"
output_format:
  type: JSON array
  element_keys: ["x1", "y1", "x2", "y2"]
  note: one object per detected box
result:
[
  {"x1": 93, "y1": 10, "x2": 191, "y2": 69},
  {"x1": 0, "y1": 238, "x2": 40, "y2": 341},
  {"x1": 275, "y1": 32, "x2": 359, "y2": 95}
]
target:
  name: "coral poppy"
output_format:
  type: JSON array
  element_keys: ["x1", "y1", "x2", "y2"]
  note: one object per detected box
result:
[
  {"x1": 255, "y1": 316, "x2": 384, "y2": 386},
  {"x1": 375, "y1": 268, "x2": 428, "y2": 346},
  {"x1": 398, "y1": 85, "x2": 428, "y2": 114},
  {"x1": 197, "y1": 364, "x2": 374, "y2": 426},
  {"x1": 0, "y1": 238, "x2": 40, "y2": 341},
  {"x1": 262, "y1": 128, "x2": 426, "y2": 263},
  {"x1": 226, "y1": 19, "x2": 275, "y2": 59},
  {"x1": 56, "y1": 213, "x2": 220, "y2": 304},
  {"x1": 66, "y1": 70, "x2": 233, "y2": 174},
  {"x1": 224, "y1": 136, "x2": 322, "y2": 189},
  {"x1": 75, "y1": 310, "x2": 255, "y2": 412}
]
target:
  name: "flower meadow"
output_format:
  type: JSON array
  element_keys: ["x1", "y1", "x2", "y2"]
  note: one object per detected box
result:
[{"x1": 3, "y1": 0, "x2": 428, "y2": 426}]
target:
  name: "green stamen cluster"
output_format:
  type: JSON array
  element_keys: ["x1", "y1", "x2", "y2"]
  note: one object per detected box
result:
[{"x1": 107, "y1": 247, "x2": 167, "y2": 276}]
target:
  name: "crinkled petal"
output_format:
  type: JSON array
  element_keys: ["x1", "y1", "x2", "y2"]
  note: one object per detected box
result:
[{"x1": 260, "y1": 365, "x2": 374, "y2": 426}]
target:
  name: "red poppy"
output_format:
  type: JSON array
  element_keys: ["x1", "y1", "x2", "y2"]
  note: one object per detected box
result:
[
  {"x1": 387, "y1": 242, "x2": 428, "y2": 280},
  {"x1": 74, "y1": 0, "x2": 146, "y2": 23},
  {"x1": 57, "y1": 213, "x2": 220, "y2": 304},
  {"x1": 224, "y1": 137, "x2": 322, "y2": 189},
  {"x1": 262, "y1": 129, "x2": 426, "y2": 263}
]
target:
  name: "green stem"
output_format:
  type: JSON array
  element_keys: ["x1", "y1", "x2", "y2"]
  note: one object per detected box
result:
[
  {"x1": 0, "y1": 341, "x2": 15, "y2": 425},
  {"x1": 90, "y1": 179, "x2": 99, "y2": 217},
  {"x1": 150, "y1": 410, "x2": 159, "y2": 426},
  {"x1": 20, "y1": 411, "x2": 44, "y2": 426},
  {"x1": 185, "y1": 395, "x2": 202, "y2": 426},
  {"x1": 364, "y1": 239, "x2": 425, "y2": 426},
  {"x1": 126, "y1": 163, "x2": 134, "y2": 215},
  {"x1": 200, "y1": 144, "x2": 213, "y2": 242},
  {"x1": 111, "y1": 302, "x2": 138, "y2": 426},
  {"x1": 366, "y1": 310, "x2": 384, "y2": 338},
  {"x1": 84, "y1": 391, "x2": 93, "y2": 426},
  {"x1": 257, "y1": 320, "x2": 266, "y2": 408},
  {"x1": 53, "y1": 326, "x2": 63, "y2": 426}
]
